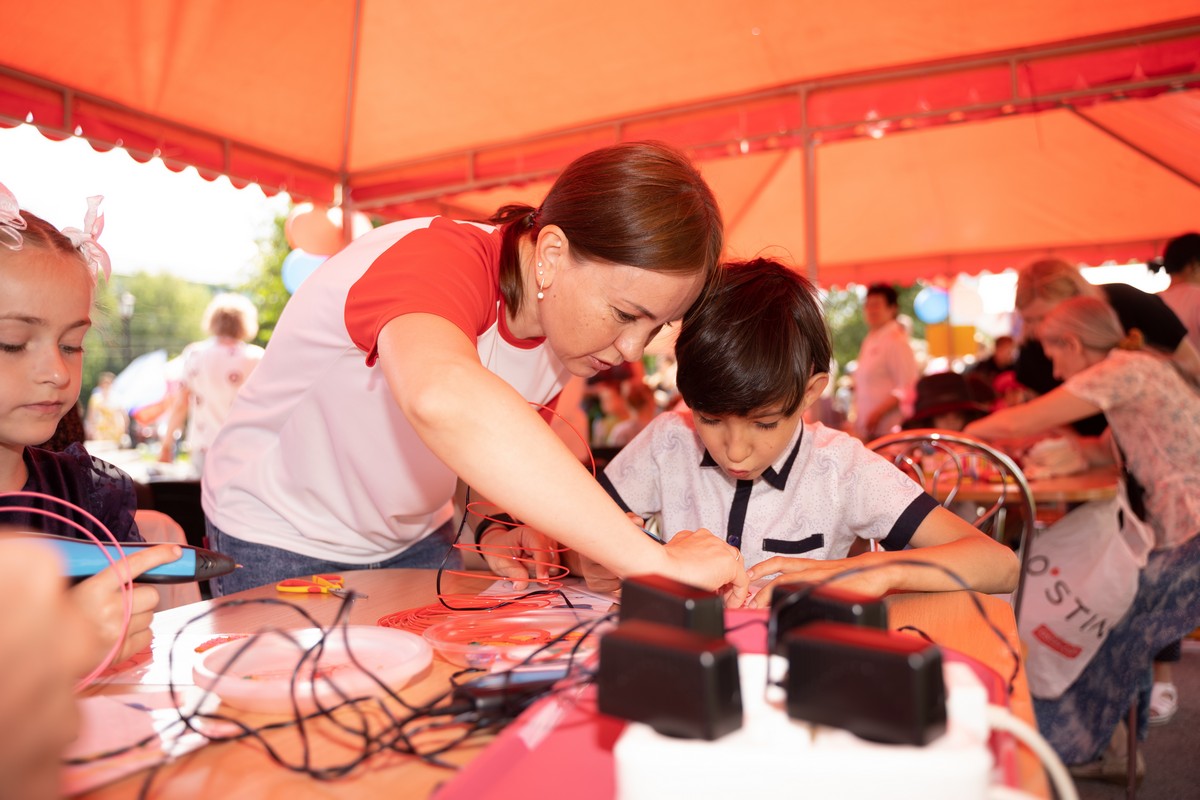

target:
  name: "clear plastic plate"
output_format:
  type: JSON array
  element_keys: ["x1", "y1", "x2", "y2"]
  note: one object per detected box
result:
[
  {"x1": 192, "y1": 625, "x2": 432, "y2": 714},
  {"x1": 422, "y1": 608, "x2": 609, "y2": 669}
]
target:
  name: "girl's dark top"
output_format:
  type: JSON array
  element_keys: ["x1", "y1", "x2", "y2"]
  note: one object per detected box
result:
[
  {"x1": 5, "y1": 443, "x2": 143, "y2": 542},
  {"x1": 1015, "y1": 283, "x2": 1188, "y2": 436}
]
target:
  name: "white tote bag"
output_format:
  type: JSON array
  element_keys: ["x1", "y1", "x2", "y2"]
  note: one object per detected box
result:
[{"x1": 1018, "y1": 480, "x2": 1155, "y2": 699}]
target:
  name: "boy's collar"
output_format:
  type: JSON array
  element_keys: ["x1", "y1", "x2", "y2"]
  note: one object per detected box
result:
[{"x1": 698, "y1": 421, "x2": 805, "y2": 490}]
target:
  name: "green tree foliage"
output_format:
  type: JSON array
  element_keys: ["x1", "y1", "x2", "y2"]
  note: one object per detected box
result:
[
  {"x1": 237, "y1": 214, "x2": 290, "y2": 346},
  {"x1": 822, "y1": 283, "x2": 926, "y2": 374},
  {"x1": 82, "y1": 273, "x2": 212, "y2": 395},
  {"x1": 78, "y1": 211, "x2": 292, "y2": 400},
  {"x1": 823, "y1": 288, "x2": 868, "y2": 374}
]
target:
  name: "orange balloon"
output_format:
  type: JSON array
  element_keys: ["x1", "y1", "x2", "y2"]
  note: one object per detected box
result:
[
  {"x1": 285, "y1": 203, "x2": 342, "y2": 255},
  {"x1": 327, "y1": 207, "x2": 374, "y2": 241}
]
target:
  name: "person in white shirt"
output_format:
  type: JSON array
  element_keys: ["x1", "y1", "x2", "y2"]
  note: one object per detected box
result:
[
  {"x1": 598, "y1": 258, "x2": 1018, "y2": 607},
  {"x1": 159, "y1": 293, "x2": 264, "y2": 473},
  {"x1": 853, "y1": 283, "x2": 919, "y2": 440}
]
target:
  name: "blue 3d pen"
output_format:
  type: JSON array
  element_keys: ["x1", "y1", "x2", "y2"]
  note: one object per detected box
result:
[{"x1": 25, "y1": 533, "x2": 239, "y2": 583}]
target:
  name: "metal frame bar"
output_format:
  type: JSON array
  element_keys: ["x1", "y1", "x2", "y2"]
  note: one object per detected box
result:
[{"x1": 2, "y1": 19, "x2": 1195, "y2": 209}]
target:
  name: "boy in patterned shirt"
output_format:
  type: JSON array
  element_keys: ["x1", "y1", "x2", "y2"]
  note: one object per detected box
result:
[{"x1": 599, "y1": 259, "x2": 1018, "y2": 607}]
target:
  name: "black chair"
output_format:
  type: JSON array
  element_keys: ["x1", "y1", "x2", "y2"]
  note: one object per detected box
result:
[{"x1": 144, "y1": 479, "x2": 206, "y2": 550}]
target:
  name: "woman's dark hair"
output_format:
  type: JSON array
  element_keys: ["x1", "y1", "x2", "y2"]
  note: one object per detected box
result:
[
  {"x1": 488, "y1": 141, "x2": 724, "y2": 316},
  {"x1": 675, "y1": 258, "x2": 832, "y2": 416}
]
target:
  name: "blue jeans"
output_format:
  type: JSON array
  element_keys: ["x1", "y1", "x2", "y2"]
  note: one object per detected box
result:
[
  {"x1": 1033, "y1": 532, "x2": 1200, "y2": 763},
  {"x1": 206, "y1": 517, "x2": 463, "y2": 596}
]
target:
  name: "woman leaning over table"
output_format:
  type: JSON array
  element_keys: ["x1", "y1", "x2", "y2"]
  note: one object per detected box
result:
[
  {"x1": 964, "y1": 296, "x2": 1200, "y2": 775},
  {"x1": 201, "y1": 141, "x2": 748, "y2": 605},
  {"x1": 1012, "y1": 257, "x2": 1200, "y2": 437}
]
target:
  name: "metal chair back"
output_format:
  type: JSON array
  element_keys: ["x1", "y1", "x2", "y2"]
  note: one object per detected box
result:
[{"x1": 867, "y1": 428, "x2": 1035, "y2": 619}]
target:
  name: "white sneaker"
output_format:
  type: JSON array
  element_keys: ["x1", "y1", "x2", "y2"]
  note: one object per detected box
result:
[{"x1": 1149, "y1": 681, "x2": 1179, "y2": 726}]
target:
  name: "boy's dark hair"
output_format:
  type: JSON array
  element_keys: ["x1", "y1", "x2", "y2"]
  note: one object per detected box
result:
[
  {"x1": 675, "y1": 258, "x2": 831, "y2": 417},
  {"x1": 865, "y1": 282, "x2": 899, "y2": 307}
]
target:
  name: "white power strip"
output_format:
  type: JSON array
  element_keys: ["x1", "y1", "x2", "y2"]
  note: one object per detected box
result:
[{"x1": 614, "y1": 654, "x2": 994, "y2": 800}]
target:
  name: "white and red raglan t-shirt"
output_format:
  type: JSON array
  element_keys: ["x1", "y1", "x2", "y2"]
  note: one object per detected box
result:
[{"x1": 202, "y1": 217, "x2": 573, "y2": 563}]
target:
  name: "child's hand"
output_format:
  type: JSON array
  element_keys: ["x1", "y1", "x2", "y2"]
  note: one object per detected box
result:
[
  {"x1": 0, "y1": 538, "x2": 97, "y2": 799},
  {"x1": 70, "y1": 544, "x2": 182, "y2": 667},
  {"x1": 479, "y1": 526, "x2": 564, "y2": 590},
  {"x1": 745, "y1": 554, "x2": 890, "y2": 609}
]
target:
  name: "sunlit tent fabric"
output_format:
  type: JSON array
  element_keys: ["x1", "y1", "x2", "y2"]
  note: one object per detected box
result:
[{"x1": 1, "y1": 1, "x2": 1197, "y2": 286}]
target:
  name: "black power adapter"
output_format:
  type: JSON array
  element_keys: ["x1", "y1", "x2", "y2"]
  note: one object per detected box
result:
[
  {"x1": 452, "y1": 664, "x2": 571, "y2": 724},
  {"x1": 783, "y1": 620, "x2": 946, "y2": 745},
  {"x1": 768, "y1": 580, "x2": 888, "y2": 653},
  {"x1": 618, "y1": 574, "x2": 725, "y2": 637},
  {"x1": 597, "y1": 619, "x2": 742, "y2": 740}
]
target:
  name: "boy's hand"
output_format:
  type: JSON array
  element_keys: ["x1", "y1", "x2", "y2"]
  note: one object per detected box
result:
[
  {"x1": 71, "y1": 543, "x2": 181, "y2": 666},
  {"x1": 745, "y1": 554, "x2": 889, "y2": 608},
  {"x1": 479, "y1": 525, "x2": 565, "y2": 590}
]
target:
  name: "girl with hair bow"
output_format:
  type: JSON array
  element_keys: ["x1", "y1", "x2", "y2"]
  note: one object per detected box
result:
[{"x1": 0, "y1": 181, "x2": 182, "y2": 686}]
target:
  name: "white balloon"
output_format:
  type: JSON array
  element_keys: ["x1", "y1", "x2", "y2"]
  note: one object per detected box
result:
[{"x1": 948, "y1": 278, "x2": 984, "y2": 326}]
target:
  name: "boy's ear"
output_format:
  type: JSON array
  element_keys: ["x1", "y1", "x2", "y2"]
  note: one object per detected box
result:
[{"x1": 800, "y1": 373, "x2": 831, "y2": 411}]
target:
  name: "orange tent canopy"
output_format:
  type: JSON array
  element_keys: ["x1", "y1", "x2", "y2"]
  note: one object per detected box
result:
[{"x1": 2, "y1": 1, "x2": 1197, "y2": 285}]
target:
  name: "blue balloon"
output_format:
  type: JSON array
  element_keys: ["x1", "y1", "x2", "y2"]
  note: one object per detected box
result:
[
  {"x1": 281, "y1": 248, "x2": 328, "y2": 294},
  {"x1": 913, "y1": 286, "x2": 950, "y2": 324}
]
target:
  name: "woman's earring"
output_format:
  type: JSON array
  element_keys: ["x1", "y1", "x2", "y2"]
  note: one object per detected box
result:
[{"x1": 537, "y1": 262, "x2": 545, "y2": 301}]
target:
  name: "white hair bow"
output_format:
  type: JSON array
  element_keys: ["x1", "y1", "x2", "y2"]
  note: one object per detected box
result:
[
  {"x1": 61, "y1": 195, "x2": 112, "y2": 281},
  {"x1": 0, "y1": 181, "x2": 27, "y2": 250}
]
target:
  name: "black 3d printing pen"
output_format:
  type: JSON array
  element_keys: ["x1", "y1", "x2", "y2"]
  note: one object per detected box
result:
[
  {"x1": 24, "y1": 533, "x2": 239, "y2": 583},
  {"x1": 639, "y1": 526, "x2": 663, "y2": 544}
]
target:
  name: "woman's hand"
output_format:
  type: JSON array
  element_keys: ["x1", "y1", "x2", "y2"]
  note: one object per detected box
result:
[
  {"x1": 661, "y1": 527, "x2": 749, "y2": 608},
  {"x1": 558, "y1": 512, "x2": 647, "y2": 594},
  {"x1": 562, "y1": 549, "x2": 622, "y2": 594},
  {"x1": 745, "y1": 553, "x2": 890, "y2": 609},
  {"x1": 478, "y1": 525, "x2": 566, "y2": 590},
  {"x1": 70, "y1": 544, "x2": 182, "y2": 667}
]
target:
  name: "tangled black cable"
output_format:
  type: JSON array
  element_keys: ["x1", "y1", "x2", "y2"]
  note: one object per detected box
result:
[
  {"x1": 433, "y1": 485, "x2": 581, "y2": 612},
  {"x1": 67, "y1": 591, "x2": 614, "y2": 797},
  {"x1": 765, "y1": 558, "x2": 1022, "y2": 697}
]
